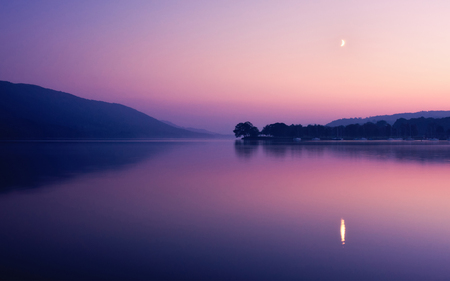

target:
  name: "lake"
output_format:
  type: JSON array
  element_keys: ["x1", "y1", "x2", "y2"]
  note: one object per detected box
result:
[{"x1": 1, "y1": 140, "x2": 450, "y2": 280}]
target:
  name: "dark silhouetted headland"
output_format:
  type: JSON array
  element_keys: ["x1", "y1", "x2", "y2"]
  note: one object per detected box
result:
[{"x1": 0, "y1": 81, "x2": 213, "y2": 139}]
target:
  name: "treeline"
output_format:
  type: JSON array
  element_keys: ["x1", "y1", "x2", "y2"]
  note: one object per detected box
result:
[{"x1": 234, "y1": 117, "x2": 450, "y2": 139}]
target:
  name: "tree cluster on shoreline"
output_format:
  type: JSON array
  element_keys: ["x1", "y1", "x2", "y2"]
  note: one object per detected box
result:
[{"x1": 234, "y1": 117, "x2": 450, "y2": 140}]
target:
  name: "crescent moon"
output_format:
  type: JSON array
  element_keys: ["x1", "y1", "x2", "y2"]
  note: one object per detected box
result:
[{"x1": 341, "y1": 39, "x2": 345, "y2": 47}]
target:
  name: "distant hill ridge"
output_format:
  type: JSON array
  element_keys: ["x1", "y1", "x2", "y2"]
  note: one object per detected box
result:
[
  {"x1": 326, "y1": 111, "x2": 450, "y2": 127},
  {"x1": 160, "y1": 120, "x2": 234, "y2": 138},
  {"x1": 0, "y1": 81, "x2": 212, "y2": 139}
]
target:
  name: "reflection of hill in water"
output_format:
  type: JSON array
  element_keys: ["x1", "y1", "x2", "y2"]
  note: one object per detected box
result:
[
  {"x1": 235, "y1": 140, "x2": 450, "y2": 164},
  {"x1": 0, "y1": 141, "x2": 173, "y2": 192}
]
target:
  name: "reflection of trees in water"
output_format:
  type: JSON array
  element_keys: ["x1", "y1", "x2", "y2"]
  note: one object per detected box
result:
[
  {"x1": 303, "y1": 146, "x2": 325, "y2": 159},
  {"x1": 236, "y1": 141, "x2": 328, "y2": 159},
  {"x1": 234, "y1": 141, "x2": 450, "y2": 164},
  {"x1": 0, "y1": 142, "x2": 173, "y2": 192},
  {"x1": 263, "y1": 144, "x2": 323, "y2": 158},
  {"x1": 263, "y1": 144, "x2": 289, "y2": 158},
  {"x1": 328, "y1": 144, "x2": 450, "y2": 164},
  {"x1": 234, "y1": 140, "x2": 259, "y2": 159}
]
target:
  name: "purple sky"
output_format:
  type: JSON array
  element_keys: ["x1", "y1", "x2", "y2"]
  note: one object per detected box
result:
[{"x1": 1, "y1": 0, "x2": 450, "y2": 133}]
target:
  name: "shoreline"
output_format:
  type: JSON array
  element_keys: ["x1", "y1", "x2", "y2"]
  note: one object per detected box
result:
[{"x1": 238, "y1": 138, "x2": 450, "y2": 145}]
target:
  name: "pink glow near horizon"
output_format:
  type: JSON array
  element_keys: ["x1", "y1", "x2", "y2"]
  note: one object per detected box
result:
[{"x1": 1, "y1": 0, "x2": 450, "y2": 133}]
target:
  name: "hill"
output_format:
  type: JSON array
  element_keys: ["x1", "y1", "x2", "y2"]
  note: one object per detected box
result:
[
  {"x1": 160, "y1": 120, "x2": 234, "y2": 138},
  {"x1": 0, "y1": 81, "x2": 212, "y2": 139},
  {"x1": 326, "y1": 111, "x2": 450, "y2": 127}
]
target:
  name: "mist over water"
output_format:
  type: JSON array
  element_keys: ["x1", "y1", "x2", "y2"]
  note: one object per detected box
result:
[{"x1": 1, "y1": 140, "x2": 450, "y2": 280}]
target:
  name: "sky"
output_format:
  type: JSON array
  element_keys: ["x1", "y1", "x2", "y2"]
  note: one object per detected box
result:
[{"x1": 1, "y1": 0, "x2": 450, "y2": 134}]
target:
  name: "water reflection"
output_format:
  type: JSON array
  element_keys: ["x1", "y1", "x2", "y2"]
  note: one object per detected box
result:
[
  {"x1": 0, "y1": 141, "x2": 173, "y2": 192},
  {"x1": 2, "y1": 140, "x2": 450, "y2": 279},
  {"x1": 234, "y1": 141, "x2": 450, "y2": 164},
  {"x1": 234, "y1": 140, "x2": 259, "y2": 159},
  {"x1": 341, "y1": 218, "x2": 346, "y2": 246}
]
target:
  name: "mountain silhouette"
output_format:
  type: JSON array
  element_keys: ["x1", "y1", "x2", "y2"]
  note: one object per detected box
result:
[
  {"x1": 160, "y1": 120, "x2": 234, "y2": 138},
  {"x1": 0, "y1": 81, "x2": 212, "y2": 139},
  {"x1": 326, "y1": 111, "x2": 450, "y2": 127}
]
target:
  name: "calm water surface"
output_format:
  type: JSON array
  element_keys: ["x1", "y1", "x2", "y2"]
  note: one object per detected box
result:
[{"x1": 1, "y1": 140, "x2": 450, "y2": 280}]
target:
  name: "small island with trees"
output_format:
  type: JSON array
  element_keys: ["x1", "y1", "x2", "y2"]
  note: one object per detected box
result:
[{"x1": 234, "y1": 117, "x2": 450, "y2": 141}]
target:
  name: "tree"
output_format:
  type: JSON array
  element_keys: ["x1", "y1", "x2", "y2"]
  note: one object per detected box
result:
[
  {"x1": 261, "y1": 123, "x2": 289, "y2": 137},
  {"x1": 233, "y1": 122, "x2": 260, "y2": 138}
]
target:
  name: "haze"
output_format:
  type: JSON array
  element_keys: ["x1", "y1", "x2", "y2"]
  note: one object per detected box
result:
[{"x1": 1, "y1": 0, "x2": 450, "y2": 134}]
